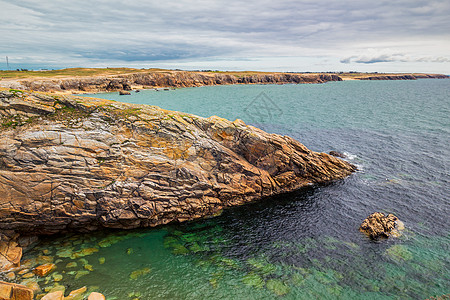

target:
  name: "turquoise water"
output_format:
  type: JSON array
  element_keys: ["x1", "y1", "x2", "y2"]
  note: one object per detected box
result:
[{"x1": 7, "y1": 80, "x2": 450, "y2": 299}]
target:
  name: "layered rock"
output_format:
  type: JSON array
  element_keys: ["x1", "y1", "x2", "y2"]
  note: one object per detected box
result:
[
  {"x1": 1, "y1": 72, "x2": 342, "y2": 93},
  {"x1": 0, "y1": 89, "x2": 355, "y2": 235}
]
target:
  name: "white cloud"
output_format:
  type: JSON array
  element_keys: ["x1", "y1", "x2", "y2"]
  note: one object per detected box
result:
[{"x1": 0, "y1": 0, "x2": 449, "y2": 72}]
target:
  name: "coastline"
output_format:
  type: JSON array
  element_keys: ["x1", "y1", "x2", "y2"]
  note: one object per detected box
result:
[{"x1": 0, "y1": 68, "x2": 447, "y2": 95}]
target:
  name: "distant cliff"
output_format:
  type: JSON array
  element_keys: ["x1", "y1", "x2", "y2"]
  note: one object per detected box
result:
[
  {"x1": 2, "y1": 72, "x2": 343, "y2": 93},
  {"x1": 1, "y1": 70, "x2": 447, "y2": 94},
  {"x1": 355, "y1": 74, "x2": 448, "y2": 80}
]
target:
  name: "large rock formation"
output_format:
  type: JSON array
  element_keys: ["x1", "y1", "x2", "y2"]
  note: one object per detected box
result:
[
  {"x1": 1, "y1": 71, "x2": 342, "y2": 93},
  {"x1": 0, "y1": 89, "x2": 355, "y2": 235}
]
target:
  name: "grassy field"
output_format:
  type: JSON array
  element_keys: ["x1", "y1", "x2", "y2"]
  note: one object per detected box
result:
[{"x1": 0, "y1": 67, "x2": 168, "y2": 79}]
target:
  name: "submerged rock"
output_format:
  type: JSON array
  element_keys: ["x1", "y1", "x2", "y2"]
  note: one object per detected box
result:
[
  {"x1": 88, "y1": 292, "x2": 106, "y2": 300},
  {"x1": 385, "y1": 245, "x2": 413, "y2": 261},
  {"x1": 41, "y1": 290, "x2": 64, "y2": 300},
  {"x1": 129, "y1": 267, "x2": 151, "y2": 280},
  {"x1": 0, "y1": 89, "x2": 355, "y2": 235},
  {"x1": 65, "y1": 286, "x2": 87, "y2": 300},
  {"x1": 359, "y1": 212, "x2": 402, "y2": 239}
]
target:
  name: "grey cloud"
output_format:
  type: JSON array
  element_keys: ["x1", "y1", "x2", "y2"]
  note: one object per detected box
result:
[
  {"x1": 1, "y1": 0, "x2": 450, "y2": 70},
  {"x1": 341, "y1": 53, "x2": 450, "y2": 64}
]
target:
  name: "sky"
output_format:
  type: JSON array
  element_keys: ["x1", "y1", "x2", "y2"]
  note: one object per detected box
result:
[{"x1": 1, "y1": 0, "x2": 449, "y2": 73}]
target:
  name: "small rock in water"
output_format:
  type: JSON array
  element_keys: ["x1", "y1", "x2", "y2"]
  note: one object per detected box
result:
[
  {"x1": 41, "y1": 290, "x2": 64, "y2": 300},
  {"x1": 385, "y1": 244, "x2": 413, "y2": 261},
  {"x1": 126, "y1": 248, "x2": 134, "y2": 255},
  {"x1": 78, "y1": 258, "x2": 88, "y2": 266},
  {"x1": 66, "y1": 262, "x2": 78, "y2": 268},
  {"x1": 329, "y1": 151, "x2": 346, "y2": 158},
  {"x1": 5, "y1": 271, "x2": 16, "y2": 280},
  {"x1": 84, "y1": 264, "x2": 94, "y2": 271},
  {"x1": 56, "y1": 248, "x2": 73, "y2": 258},
  {"x1": 129, "y1": 267, "x2": 151, "y2": 280},
  {"x1": 75, "y1": 270, "x2": 90, "y2": 280},
  {"x1": 44, "y1": 283, "x2": 63, "y2": 292},
  {"x1": 18, "y1": 268, "x2": 30, "y2": 275},
  {"x1": 88, "y1": 292, "x2": 106, "y2": 300},
  {"x1": 52, "y1": 272, "x2": 63, "y2": 281},
  {"x1": 71, "y1": 247, "x2": 99, "y2": 259},
  {"x1": 34, "y1": 263, "x2": 56, "y2": 277},
  {"x1": 65, "y1": 286, "x2": 87, "y2": 300},
  {"x1": 359, "y1": 212, "x2": 402, "y2": 239},
  {"x1": 37, "y1": 255, "x2": 54, "y2": 264},
  {"x1": 98, "y1": 257, "x2": 105, "y2": 264},
  {"x1": 22, "y1": 272, "x2": 35, "y2": 278},
  {"x1": 119, "y1": 90, "x2": 131, "y2": 95}
]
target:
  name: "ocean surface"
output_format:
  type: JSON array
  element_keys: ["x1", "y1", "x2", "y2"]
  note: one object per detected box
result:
[{"x1": 17, "y1": 80, "x2": 450, "y2": 299}]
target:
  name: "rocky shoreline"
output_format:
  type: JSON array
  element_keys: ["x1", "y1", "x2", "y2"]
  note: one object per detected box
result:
[
  {"x1": 0, "y1": 87, "x2": 356, "y2": 288},
  {"x1": 1, "y1": 72, "x2": 343, "y2": 94},
  {"x1": 1, "y1": 70, "x2": 447, "y2": 94},
  {"x1": 355, "y1": 74, "x2": 449, "y2": 80},
  {"x1": 0, "y1": 88, "x2": 356, "y2": 236}
]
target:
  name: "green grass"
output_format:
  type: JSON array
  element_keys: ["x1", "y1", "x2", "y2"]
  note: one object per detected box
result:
[{"x1": 0, "y1": 67, "x2": 167, "y2": 79}]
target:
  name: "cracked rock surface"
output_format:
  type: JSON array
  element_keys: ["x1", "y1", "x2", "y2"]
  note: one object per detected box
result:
[{"x1": 0, "y1": 89, "x2": 356, "y2": 234}]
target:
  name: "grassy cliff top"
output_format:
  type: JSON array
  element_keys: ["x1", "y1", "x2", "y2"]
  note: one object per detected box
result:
[{"x1": 1, "y1": 67, "x2": 445, "y2": 80}]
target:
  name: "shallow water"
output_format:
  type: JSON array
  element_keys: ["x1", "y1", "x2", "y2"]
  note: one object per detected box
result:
[{"x1": 5, "y1": 80, "x2": 450, "y2": 299}]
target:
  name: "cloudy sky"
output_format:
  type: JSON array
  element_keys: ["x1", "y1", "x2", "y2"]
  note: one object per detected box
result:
[{"x1": 1, "y1": 0, "x2": 449, "y2": 72}]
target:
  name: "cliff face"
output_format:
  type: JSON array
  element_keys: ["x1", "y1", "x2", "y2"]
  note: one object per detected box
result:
[
  {"x1": 355, "y1": 74, "x2": 448, "y2": 80},
  {"x1": 0, "y1": 89, "x2": 355, "y2": 234},
  {"x1": 3, "y1": 72, "x2": 342, "y2": 93}
]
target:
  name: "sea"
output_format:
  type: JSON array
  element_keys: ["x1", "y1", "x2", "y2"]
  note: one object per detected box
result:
[{"x1": 16, "y1": 79, "x2": 450, "y2": 299}]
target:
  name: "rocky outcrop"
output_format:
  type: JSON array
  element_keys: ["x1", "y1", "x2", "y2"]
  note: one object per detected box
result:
[
  {"x1": 359, "y1": 212, "x2": 403, "y2": 239},
  {"x1": 0, "y1": 89, "x2": 355, "y2": 235},
  {"x1": 0, "y1": 72, "x2": 343, "y2": 93},
  {"x1": 356, "y1": 74, "x2": 448, "y2": 80}
]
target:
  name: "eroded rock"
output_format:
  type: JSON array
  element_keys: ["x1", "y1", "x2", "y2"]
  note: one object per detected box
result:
[
  {"x1": 359, "y1": 212, "x2": 402, "y2": 239},
  {"x1": 0, "y1": 89, "x2": 356, "y2": 235}
]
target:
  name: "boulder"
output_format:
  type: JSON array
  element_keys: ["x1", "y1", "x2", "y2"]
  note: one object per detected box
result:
[
  {"x1": 118, "y1": 90, "x2": 131, "y2": 95},
  {"x1": 359, "y1": 212, "x2": 401, "y2": 239}
]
